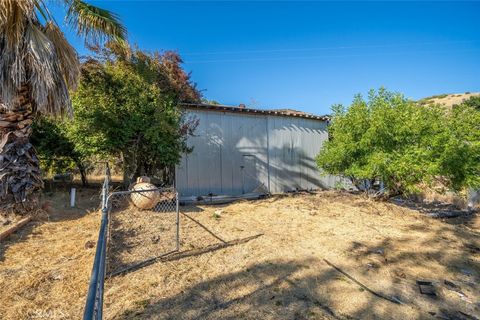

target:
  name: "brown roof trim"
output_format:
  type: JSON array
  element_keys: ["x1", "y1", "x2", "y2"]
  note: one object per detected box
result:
[{"x1": 180, "y1": 103, "x2": 330, "y2": 121}]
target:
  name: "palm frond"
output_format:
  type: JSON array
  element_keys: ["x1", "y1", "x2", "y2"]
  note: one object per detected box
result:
[
  {"x1": 8, "y1": 23, "x2": 70, "y2": 116},
  {"x1": 0, "y1": 37, "x2": 23, "y2": 106},
  {"x1": 44, "y1": 22, "x2": 80, "y2": 91},
  {"x1": 0, "y1": 1, "x2": 35, "y2": 108},
  {"x1": 25, "y1": 23, "x2": 62, "y2": 109},
  {"x1": 65, "y1": 0, "x2": 127, "y2": 45},
  {"x1": 0, "y1": 0, "x2": 125, "y2": 116},
  {"x1": 33, "y1": 0, "x2": 55, "y2": 24},
  {"x1": 0, "y1": 0, "x2": 35, "y2": 47}
]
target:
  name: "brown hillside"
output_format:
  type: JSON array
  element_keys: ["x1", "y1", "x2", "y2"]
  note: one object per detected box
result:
[{"x1": 419, "y1": 92, "x2": 480, "y2": 107}]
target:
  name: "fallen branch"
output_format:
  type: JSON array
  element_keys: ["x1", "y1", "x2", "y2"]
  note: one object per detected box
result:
[
  {"x1": 323, "y1": 258, "x2": 403, "y2": 305},
  {"x1": 0, "y1": 216, "x2": 32, "y2": 241},
  {"x1": 181, "y1": 212, "x2": 227, "y2": 244}
]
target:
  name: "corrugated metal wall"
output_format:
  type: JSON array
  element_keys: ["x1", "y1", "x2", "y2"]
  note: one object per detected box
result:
[{"x1": 175, "y1": 109, "x2": 344, "y2": 196}]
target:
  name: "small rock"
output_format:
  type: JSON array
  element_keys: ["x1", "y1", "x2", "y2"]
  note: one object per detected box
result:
[
  {"x1": 395, "y1": 271, "x2": 406, "y2": 279},
  {"x1": 84, "y1": 240, "x2": 96, "y2": 249},
  {"x1": 49, "y1": 272, "x2": 64, "y2": 281},
  {"x1": 366, "y1": 262, "x2": 379, "y2": 269},
  {"x1": 456, "y1": 292, "x2": 473, "y2": 304}
]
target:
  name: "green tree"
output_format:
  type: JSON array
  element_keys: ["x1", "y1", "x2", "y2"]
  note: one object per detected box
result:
[
  {"x1": 316, "y1": 88, "x2": 480, "y2": 197},
  {"x1": 0, "y1": 0, "x2": 126, "y2": 211},
  {"x1": 31, "y1": 117, "x2": 89, "y2": 186},
  {"x1": 69, "y1": 48, "x2": 200, "y2": 186}
]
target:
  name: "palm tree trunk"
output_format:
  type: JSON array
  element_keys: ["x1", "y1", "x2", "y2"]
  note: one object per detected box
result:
[{"x1": 0, "y1": 86, "x2": 43, "y2": 213}]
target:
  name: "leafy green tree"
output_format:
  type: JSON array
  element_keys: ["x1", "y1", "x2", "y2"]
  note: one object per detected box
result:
[
  {"x1": 316, "y1": 88, "x2": 480, "y2": 197},
  {"x1": 444, "y1": 99, "x2": 480, "y2": 189},
  {"x1": 69, "y1": 48, "x2": 200, "y2": 186},
  {"x1": 31, "y1": 117, "x2": 89, "y2": 186}
]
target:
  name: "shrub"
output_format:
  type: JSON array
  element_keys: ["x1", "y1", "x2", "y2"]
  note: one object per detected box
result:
[
  {"x1": 31, "y1": 117, "x2": 89, "y2": 186},
  {"x1": 316, "y1": 88, "x2": 480, "y2": 197}
]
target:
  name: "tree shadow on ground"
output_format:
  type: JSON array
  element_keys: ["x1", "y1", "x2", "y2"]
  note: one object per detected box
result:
[
  {"x1": 390, "y1": 197, "x2": 474, "y2": 218},
  {"x1": 118, "y1": 240, "x2": 478, "y2": 320},
  {"x1": 116, "y1": 254, "x2": 452, "y2": 320},
  {"x1": 343, "y1": 208, "x2": 480, "y2": 320},
  {"x1": 117, "y1": 259, "x2": 351, "y2": 320},
  {"x1": 0, "y1": 222, "x2": 37, "y2": 262}
]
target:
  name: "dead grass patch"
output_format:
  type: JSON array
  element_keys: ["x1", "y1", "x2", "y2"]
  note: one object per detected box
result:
[{"x1": 0, "y1": 189, "x2": 100, "y2": 319}]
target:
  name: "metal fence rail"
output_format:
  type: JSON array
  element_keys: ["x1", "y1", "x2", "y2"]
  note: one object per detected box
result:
[
  {"x1": 83, "y1": 166, "x2": 179, "y2": 319},
  {"x1": 83, "y1": 164, "x2": 110, "y2": 320}
]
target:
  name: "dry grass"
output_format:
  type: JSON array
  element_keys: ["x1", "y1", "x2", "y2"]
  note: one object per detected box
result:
[
  {"x1": 0, "y1": 189, "x2": 100, "y2": 319},
  {"x1": 107, "y1": 197, "x2": 179, "y2": 275},
  {"x1": 0, "y1": 212, "x2": 23, "y2": 235},
  {"x1": 81, "y1": 174, "x2": 123, "y2": 184},
  {"x1": 1, "y1": 190, "x2": 479, "y2": 319}
]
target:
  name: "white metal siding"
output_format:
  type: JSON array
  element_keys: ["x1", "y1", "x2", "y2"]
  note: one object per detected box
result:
[{"x1": 175, "y1": 109, "x2": 341, "y2": 196}]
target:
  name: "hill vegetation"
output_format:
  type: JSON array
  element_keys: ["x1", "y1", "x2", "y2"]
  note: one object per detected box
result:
[{"x1": 418, "y1": 92, "x2": 480, "y2": 108}]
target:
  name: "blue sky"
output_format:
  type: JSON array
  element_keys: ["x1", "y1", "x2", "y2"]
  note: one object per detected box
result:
[{"x1": 51, "y1": 1, "x2": 480, "y2": 115}]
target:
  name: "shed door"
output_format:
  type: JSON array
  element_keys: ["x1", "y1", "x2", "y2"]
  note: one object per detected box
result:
[{"x1": 241, "y1": 155, "x2": 260, "y2": 194}]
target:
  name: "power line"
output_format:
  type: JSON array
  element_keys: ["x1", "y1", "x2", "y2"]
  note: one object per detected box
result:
[
  {"x1": 184, "y1": 48, "x2": 480, "y2": 64},
  {"x1": 182, "y1": 40, "x2": 480, "y2": 56}
]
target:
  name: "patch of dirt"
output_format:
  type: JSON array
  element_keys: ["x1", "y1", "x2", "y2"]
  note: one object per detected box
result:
[{"x1": 1, "y1": 190, "x2": 479, "y2": 319}]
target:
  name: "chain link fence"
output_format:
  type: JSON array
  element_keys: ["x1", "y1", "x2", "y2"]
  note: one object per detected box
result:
[
  {"x1": 106, "y1": 187, "x2": 180, "y2": 276},
  {"x1": 84, "y1": 164, "x2": 181, "y2": 318}
]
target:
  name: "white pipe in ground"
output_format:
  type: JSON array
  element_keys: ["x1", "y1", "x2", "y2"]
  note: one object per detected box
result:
[{"x1": 70, "y1": 188, "x2": 76, "y2": 208}]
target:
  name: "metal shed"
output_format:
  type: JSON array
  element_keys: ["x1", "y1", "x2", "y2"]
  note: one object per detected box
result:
[{"x1": 175, "y1": 103, "x2": 344, "y2": 197}]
